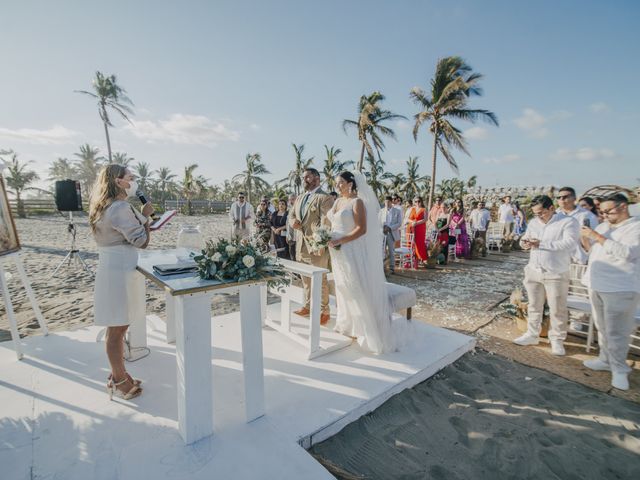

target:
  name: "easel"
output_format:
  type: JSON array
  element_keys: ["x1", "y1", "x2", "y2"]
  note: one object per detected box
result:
[{"x1": 0, "y1": 252, "x2": 48, "y2": 359}]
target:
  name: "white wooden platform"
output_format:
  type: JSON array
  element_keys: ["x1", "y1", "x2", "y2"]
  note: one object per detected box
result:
[{"x1": 0, "y1": 314, "x2": 474, "y2": 480}]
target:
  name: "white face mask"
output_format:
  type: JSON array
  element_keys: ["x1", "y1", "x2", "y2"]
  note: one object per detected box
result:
[{"x1": 123, "y1": 180, "x2": 138, "y2": 198}]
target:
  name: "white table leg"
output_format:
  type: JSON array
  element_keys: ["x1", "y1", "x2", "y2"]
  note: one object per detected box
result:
[
  {"x1": 240, "y1": 284, "x2": 265, "y2": 422},
  {"x1": 260, "y1": 284, "x2": 267, "y2": 327},
  {"x1": 308, "y1": 272, "x2": 322, "y2": 357},
  {"x1": 165, "y1": 290, "x2": 176, "y2": 344},
  {"x1": 175, "y1": 292, "x2": 213, "y2": 444},
  {"x1": 127, "y1": 272, "x2": 147, "y2": 349},
  {"x1": 0, "y1": 266, "x2": 23, "y2": 360},
  {"x1": 13, "y1": 255, "x2": 48, "y2": 335},
  {"x1": 280, "y1": 288, "x2": 291, "y2": 332}
]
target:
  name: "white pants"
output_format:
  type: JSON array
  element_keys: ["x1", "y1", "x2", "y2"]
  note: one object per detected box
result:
[
  {"x1": 589, "y1": 290, "x2": 640, "y2": 374},
  {"x1": 523, "y1": 265, "x2": 569, "y2": 342}
]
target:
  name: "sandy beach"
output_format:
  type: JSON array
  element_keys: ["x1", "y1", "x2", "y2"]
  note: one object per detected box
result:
[{"x1": 2, "y1": 213, "x2": 639, "y2": 479}]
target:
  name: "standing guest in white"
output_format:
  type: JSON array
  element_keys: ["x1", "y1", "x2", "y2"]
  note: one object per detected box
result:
[
  {"x1": 580, "y1": 193, "x2": 640, "y2": 391},
  {"x1": 379, "y1": 195, "x2": 403, "y2": 273},
  {"x1": 499, "y1": 195, "x2": 516, "y2": 237},
  {"x1": 470, "y1": 201, "x2": 491, "y2": 256},
  {"x1": 328, "y1": 171, "x2": 401, "y2": 354},
  {"x1": 514, "y1": 195, "x2": 579, "y2": 356},
  {"x1": 229, "y1": 192, "x2": 254, "y2": 239},
  {"x1": 556, "y1": 186, "x2": 599, "y2": 264},
  {"x1": 90, "y1": 164, "x2": 152, "y2": 400}
]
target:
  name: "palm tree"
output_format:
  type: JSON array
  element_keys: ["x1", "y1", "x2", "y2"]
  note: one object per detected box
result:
[
  {"x1": 4, "y1": 152, "x2": 40, "y2": 218},
  {"x1": 403, "y1": 156, "x2": 431, "y2": 200},
  {"x1": 154, "y1": 167, "x2": 177, "y2": 206},
  {"x1": 363, "y1": 155, "x2": 387, "y2": 199},
  {"x1": 411, "y1": 56, "x2": 498, "y2": 211},
  {"x1": 180, "y1": 164, "x2": 207, "y2": 215},
  {"x1": 321, "y1": 145, "x2": 354, "y2": 192},
  {"x1": 73, "y1": 144, "x2": 103, "y2": 197},
  {"x1": 134, "y1": 161, "x2": 152, "y2": 192},
  {"x1": 281, "y1": 144, "x2": 313, "y2": 195},
  {"x1": 232, "y1": 153, "x2": 270, "y2": 204},
  {"x1": 112, "y1": 152, "x2": 134, "y2": 167},
  {"x1": 342, "y1": 91, "x2": 406, "y2": 172},
  {"x1": 76, "y1": 71, "x2": 134, "y2": 162},
  {"x1": 382, "y1": 171, "x2": 407, "y2": 196},
  {"x1": 48, "y1": 157, "x2": 77, "y2": 182}
]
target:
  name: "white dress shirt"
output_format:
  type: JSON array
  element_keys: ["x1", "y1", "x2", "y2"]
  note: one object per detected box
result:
[
  {"x1": 470, "y1": 208, "x2": 491, "y2": 231},
  {"x1": 583, "y1": 217, "x2": 640, "y2": 293},
  {"x1": 522, "y1": 213, "x2": 579, "y2": 274},
  {"x1": 559, "y1": 206, "x2": 599, "y2": 263},
  {"x1": 499, "y1": 203, "x2": 515, "y2": 223}
]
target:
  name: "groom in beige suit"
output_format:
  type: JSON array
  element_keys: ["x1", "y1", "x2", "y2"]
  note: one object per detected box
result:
[{"x1": 288, "y1": 167, "x2": 333, "y2": 325}]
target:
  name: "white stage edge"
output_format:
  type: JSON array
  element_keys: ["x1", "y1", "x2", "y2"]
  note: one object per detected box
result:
[{"x1": 1, "y1": 313, "x2": 474, "y2": 480}]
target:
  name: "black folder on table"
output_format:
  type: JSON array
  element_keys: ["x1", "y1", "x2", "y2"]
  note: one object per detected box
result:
[{"x1": 152, "y1": 262, "x2": 198, "y2": 276}]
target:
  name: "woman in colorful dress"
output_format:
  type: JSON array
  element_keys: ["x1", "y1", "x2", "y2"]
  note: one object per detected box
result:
[
  {"x1": 406, "y1": 197, "x2": 428, "y2": 265},
  {"x1": 254, "y1": 200, "x2": 272, "y2": 250},
  {"x1": 450, "y1": 199, "x2": 470, "y2": 259}
]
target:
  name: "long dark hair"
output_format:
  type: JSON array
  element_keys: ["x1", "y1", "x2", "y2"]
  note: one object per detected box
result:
[
  {"x1": 579, "y1": 196, "x2": 597, "y2": 215},
  {"x1": 338, "y1": 171, "x2": 357, "y2": 191}
]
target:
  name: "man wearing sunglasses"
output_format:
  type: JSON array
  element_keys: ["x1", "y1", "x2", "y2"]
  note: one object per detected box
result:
[
  {"x1": 556, "y1": 186, "x2": 599, "y2": 264},
  {"x1": 580, "y1": 193, "x2": 640, "y2": 391},
  {"x1": 229, "y1": 192, "x2": 254, "y2": 239},
  {"x1": 514, "y1": 195, "x2": 579, "y2": 356}
]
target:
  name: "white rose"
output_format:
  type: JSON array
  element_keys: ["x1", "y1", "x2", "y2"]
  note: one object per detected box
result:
[
  {"x1": 313, "y1": 233, "x2": 322, "y2": 242},
  {"x1": 242, "y1": 255, "x2": 255, "y2": 268},
  {"x1": 212, "y1": 252, "x2": 222, "y2": 262},
  {"x1": 226, "y1": 245, "x2": 237, "y2": 255}
]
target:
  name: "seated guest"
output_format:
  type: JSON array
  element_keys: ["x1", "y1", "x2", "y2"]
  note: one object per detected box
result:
[
  {"x1": 556, "y1": 186, "x2": 599, "y2": 264},
  {"x1": 513, "y1": 195, "x2": 579, "y2": 356},
  {"x1": 580, "y1": 193, "x2": 640, "y2": 391},
  {"x1": 271, "y1": 198, "x2": 290, "y2": 259},
  {"x1": 90, "y1": 164, "x2": 152, "y2": 400}
]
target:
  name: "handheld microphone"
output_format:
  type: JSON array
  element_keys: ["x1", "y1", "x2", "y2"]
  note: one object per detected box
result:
[{"x1": 136, "y1": 189, "x2": 158, "y2": 220}]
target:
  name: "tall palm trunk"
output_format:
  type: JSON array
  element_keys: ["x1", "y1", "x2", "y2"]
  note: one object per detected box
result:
[
  {"x1": 101, "y1": 104, "x2": 112, "y2": 162},
  {"x1": 428, "y1": 129, "x2": 438, "y2": 212},
  {"x1": 357, "y1": 142, "x2": 365, "y2": 172},
  {"x1": 16, "y1": 192, "x2": 25, "y2": 218}
]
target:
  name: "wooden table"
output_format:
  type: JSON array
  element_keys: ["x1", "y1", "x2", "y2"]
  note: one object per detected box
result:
[{"x1": 135, "y1": 249, "x2": 266, "y2": 445}]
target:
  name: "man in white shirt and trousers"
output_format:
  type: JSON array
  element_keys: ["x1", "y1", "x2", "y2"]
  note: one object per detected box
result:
[
  {"x1": 514, "y1": 195, "x2": 579, "y2": 356},
  {"x1": 380, "y1": 195, "x2": 402, "y2": 273},
  {"x1": 499, "y1": 195, "x2": 516, "y2": 237},
  {"x1": 228, "y1": 192, "x2": 254, "y2": 239},
  {"x1": 580, "y1": 193, "x2": 640, "y2": 391},
  {"x1": 470, "y1": 201, "x2": 491, "y2": 256}
]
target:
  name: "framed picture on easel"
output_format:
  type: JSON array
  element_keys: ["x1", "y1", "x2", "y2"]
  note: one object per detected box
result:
[{"x1": 0, "y1": 175, "x2": 20, "y2": 257}]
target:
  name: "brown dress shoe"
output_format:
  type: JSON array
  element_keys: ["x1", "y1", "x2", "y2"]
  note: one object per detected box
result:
[
  {"x1": 320, "y1": 312, "x2": 330, "y2": 325},
  {"x1": 294, "y1": 307, "x2": 310, "y2": 317}
]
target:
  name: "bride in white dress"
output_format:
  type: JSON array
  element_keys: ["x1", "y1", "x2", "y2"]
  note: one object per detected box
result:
[{"x1": 327, "y1": 171, "x2": 399, "y2": 354}]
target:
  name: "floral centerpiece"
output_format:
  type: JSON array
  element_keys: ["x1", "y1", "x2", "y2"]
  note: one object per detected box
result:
[
  {"x1": 192, "y1": 237, "x2": 289, "y2": 288},
  {"x1": 306, "y1": 225, "x2": 338, "y2": 254}
]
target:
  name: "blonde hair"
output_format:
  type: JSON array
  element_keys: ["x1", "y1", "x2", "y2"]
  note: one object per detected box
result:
[{"x1": 89, "y1": 164, "x2": 127, "y2": 231}]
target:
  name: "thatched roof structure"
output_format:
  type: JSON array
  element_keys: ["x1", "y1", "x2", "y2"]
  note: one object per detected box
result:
[{"x1": 581, "y1": 185, "x2": 638, "y2": 203}]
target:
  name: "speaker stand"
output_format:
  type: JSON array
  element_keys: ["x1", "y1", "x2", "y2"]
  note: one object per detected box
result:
[{"x1": 51, "y1": 211, "x2": 94, "y2": 278}]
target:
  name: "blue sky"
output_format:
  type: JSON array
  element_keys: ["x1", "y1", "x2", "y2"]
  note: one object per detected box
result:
[{"x1": 1, "y1": 0, "x2": 639, "y2": 195}]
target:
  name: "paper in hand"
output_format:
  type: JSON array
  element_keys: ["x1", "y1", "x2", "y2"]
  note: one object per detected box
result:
[{"x1": 150, "y1": 210, "x2": 177, "y2": 231}]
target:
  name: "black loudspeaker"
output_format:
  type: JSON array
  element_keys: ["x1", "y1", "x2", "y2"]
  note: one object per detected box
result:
[{"x1": 55, "y1": 180, "x2": 83, "y2": 211}]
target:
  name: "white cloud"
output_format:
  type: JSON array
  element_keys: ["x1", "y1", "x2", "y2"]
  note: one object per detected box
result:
[
  {"x1": 550, "y1": 147, "x2": 616, "y2": 162},
  {"x1": 249, "y1": 123, "x2": 261, "y2": 131},
  {"x1": 513, "y1": 108, "x2": 572, "y2": 138},
  {"x1": 125, "y1": 114, "x2": 240, "y2": 146},
  {"x1": 465, "y1": 126, "x2": 489, "y2": 140},
  {"x1": 0, "y1": 125, "x2": 80, "y2": 145},
  {"x1": 482, "y1": 154, "x2": 521, "y2": 165},
  {"x1": 589, "y1": 102, "x2": 611, "y2": 113},
  {"x1": 395, "y1": 119, "x2": 411, "y2": 131}
]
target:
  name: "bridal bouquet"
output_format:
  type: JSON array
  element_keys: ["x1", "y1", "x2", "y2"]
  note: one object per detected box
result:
[
  {"x1": 192, "y1": 237, "x2": 289, "y2": 288},
  {"x1": 306, "y1": 225, "x2": 338, "y2": 254}
]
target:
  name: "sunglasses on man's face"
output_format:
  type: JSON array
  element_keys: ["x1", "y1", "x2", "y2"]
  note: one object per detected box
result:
[
  {"x1": 556, "y1": 194, "x2": 573, "y2": 200},
  {"x1": 601, "y1": 205, "x2": 622, "y2": 216}
]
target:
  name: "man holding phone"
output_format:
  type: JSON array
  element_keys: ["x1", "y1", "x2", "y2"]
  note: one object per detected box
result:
[
  {"x1": 514, "y1": 195, "x2": 580, "y2": 356},
  {"x1": 556, "y1": 186, "x2": 599, "y2": 264}
]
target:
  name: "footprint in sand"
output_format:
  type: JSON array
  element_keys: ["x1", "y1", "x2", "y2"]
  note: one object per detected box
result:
[{"x1": 448, "y1": 416, "x2": 470, "y2": 447}]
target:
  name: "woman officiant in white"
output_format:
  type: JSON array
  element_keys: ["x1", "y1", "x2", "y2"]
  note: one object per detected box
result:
[{"x1": 89, "y1": 164, "x2": 153, "y2": 400}]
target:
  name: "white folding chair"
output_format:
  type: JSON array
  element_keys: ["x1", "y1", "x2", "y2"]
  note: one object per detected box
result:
[
  {"x1": 566, "y1": 263, "x2": 595, "y2": 351},
  {"x1": 395, "y1": 230, "x2": 415, "y2": 270},
  {"x1": 486, "y1": 222, "x2": 505, "y2": 252}
]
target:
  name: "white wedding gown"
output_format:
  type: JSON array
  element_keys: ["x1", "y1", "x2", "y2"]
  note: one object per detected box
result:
[{"x1": 328, "y1": 197, "x2": 398, "y2": 354}]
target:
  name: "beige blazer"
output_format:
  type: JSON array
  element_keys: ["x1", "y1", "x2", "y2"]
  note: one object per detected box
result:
[{"x1": 288, "y1": 188, "x2": 333, "y2": 261}]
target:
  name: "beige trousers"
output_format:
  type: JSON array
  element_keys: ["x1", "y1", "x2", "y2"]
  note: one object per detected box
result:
[
  {"x1": 523, "y1": 265, "x2": 569, "y2": 342},
  {"x1": 589, "y1": 290, "x2": 640, "y2": 374},
  {"x1": 299, "y1": 250, "x2": 330, "y2": 313}
]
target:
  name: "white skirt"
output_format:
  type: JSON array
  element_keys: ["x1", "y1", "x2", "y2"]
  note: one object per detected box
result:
[{"x1": 94, "y1": 245, "x2": 140, "y2": 327}]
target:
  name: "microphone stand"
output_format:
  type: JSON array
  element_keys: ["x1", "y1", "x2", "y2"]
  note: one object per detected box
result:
[{"x1": 51, "y1": 211, "x2": 94, "y2": 277}]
